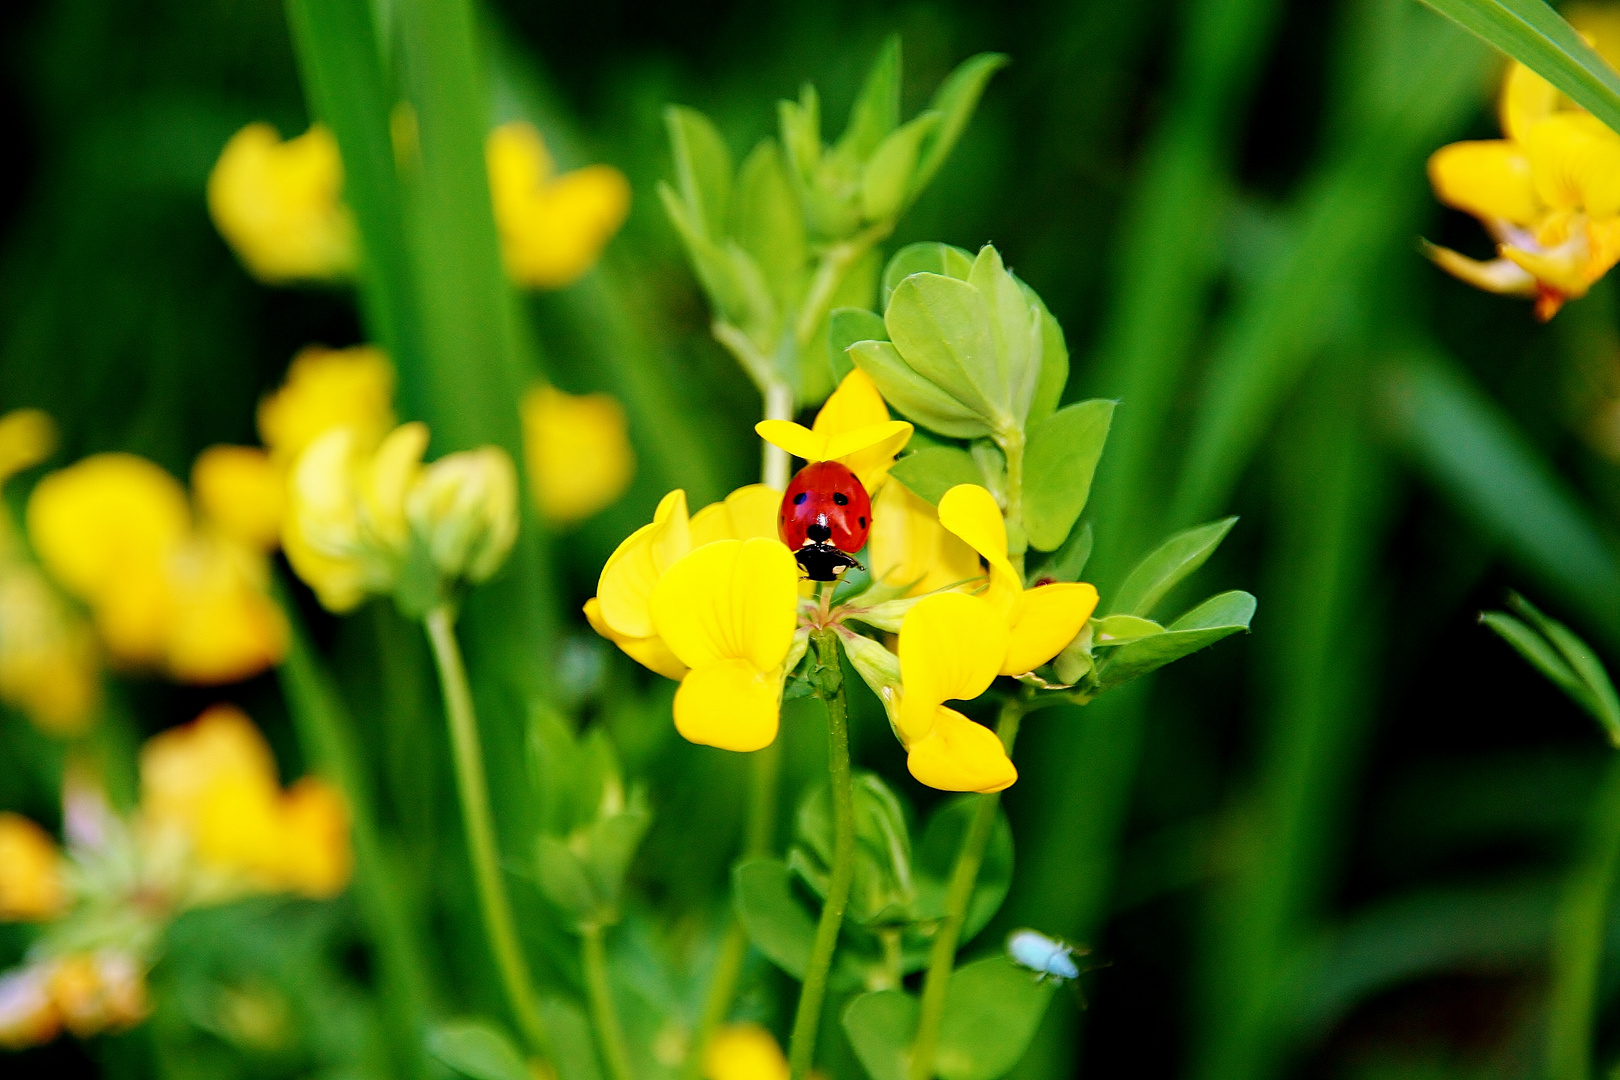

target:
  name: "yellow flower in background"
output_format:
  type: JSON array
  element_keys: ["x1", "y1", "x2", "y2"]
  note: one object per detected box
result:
[
  {"x1": 488, "y1": 121, "x2": 631, "y2": 289},
  {"x1": 140, "y1": 705, "x2": 351, "y2": 899},
  {"x1": 192, "y1": 445, "x2": 284, "y2": 550},
  {"x1": 0, "y1": 965, "x2": 59, "y2": 1049},
  {"x1": 867, "y1": 481, "x2": 980, "y2": 597},
  {"x1": 651, "y1": 538, "x2": 799, "y2": 752},
  {"x1": 937, "y1": 484, "x2": 1097, "y2": 676},
  {"x1": 586, "y1": 489, "x2": 694, "y2": 680},
  {"x1": 521, "y1": 384, "x2": 635, "y2": 524},
  {"x1": 1424, "y1": 8, "x2": 1620, "y2": 319},
  {"x1": 756, "y1": 370, "x2": 913, "y2": 493},
  {"x1": 896, "y1": 592, "x2": 1016, "y2": 793},
  {"x1": 0, "y1": 562, "x2": 99, "y2": 736},
  {"x1": 207, "y1": 123, "x2": 356, "y2": 285},
  {"x1": 704, "y1": 1023, "x2": 789, "y2": 1080},
  {"x1": 407, "y1": 446, "x2": 520, "y2": 585},
  {"x1": 44, "y1": 952, "x2": 148, "y2": 1038},
  {"x1": 0, "y1": 814, "x2": 64, "y2": 921},
  {"x1": 258, "y1": 345, "x2": 396, "y2": 466},
  {"x1": 0, "y1": 409, "x2": 56, "y2": 483}
]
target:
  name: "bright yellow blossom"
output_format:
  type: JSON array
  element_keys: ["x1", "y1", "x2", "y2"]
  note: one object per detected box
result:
[
  {"x1": 208, "y1": 123, "x2": 356, "y2": 285},
  {"x1": 704, "y1": 1023, "x2": 789, "y2": 1080},
  {"x1": 756, "y1": 371, "x2": 913, "y2": 493},
  {"x1": 487, "y1": 121, "x2": 631, "y2": 289},
  {"x1": 258, "y1": 345, "x2": 397, "y2": 465},
  {"x1": 867, "y1": 481, "x2": 980, "y2": 596},
  {"x1": 651, "y1": 538, "x2": 799, "y2": 752},
  {"x1": 521, "y1": 384, "x2": 635, "y2": 524},
  {"x1": 0, "y1": 814, "x2": 64, "y2": 921},
  {"x1": 689, "y1": 484, "x2": 782, "y2": 546},
  {"x1": 586, "y1": 490, "x2": 694, "y2": 680},
  {"x1": 192, "y1": 445, "x2": 284, "y2": 550},
  {"x1": 937, "y1": 484, "x2": 1097, "y2": 675}
]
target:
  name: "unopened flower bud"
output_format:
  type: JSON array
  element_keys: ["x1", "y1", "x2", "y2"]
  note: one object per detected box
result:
[{"x1": 407, "y1": 447, "x2": 519, "y2": 585}]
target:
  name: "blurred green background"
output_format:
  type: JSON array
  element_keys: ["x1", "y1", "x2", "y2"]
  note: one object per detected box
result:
[{"x1": 6, "y1": 0, "x2": 1620, "y2": 1077}]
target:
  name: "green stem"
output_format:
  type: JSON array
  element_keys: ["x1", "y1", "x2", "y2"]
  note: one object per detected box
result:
[
  {"x1": 998, "y1": 430, "x2": 1027, "y2": 576},
  {"x1": 423, "y1": 604, "x2": 552, "y2": 1059},
  {"x1": 793, "y1": 222, "x2": 892, "y2": 349},
  {"x1": 787, "y1": 629, "x2": 856, "y2": 1080},
  {"x1": 763, "y1": 382, "x2": 795, "y2": 491},
  {"x1": 582, "y1": 923, "x2": 637, "y2": 1080},
  {"x1": 1547, "y1": 751, "x2": 1620, "y2": 1080},
  {"x1": 908, "y1": 696, "x2": 1025, "y2": 1080}
]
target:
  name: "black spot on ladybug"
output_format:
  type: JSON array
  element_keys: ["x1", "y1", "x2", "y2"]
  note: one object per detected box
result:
[
  {"x1": 832, "y1": 492, "x2": 849, "y2": 506},
  {"x1": 858, "y1": 516, "x2": 866, "y2": 527},
  {"x1": 793, "y1": 492, "x2": 808, "y2": 505}
]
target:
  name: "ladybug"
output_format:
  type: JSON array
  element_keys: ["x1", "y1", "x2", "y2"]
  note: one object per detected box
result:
[{"x1": 779, "y1": 460, "x2": 871, "y2": 581}]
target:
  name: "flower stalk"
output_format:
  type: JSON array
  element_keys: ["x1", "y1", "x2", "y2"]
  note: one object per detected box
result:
[
  {"x1": 907, "y1": 693, "x2": 1026, "y2": 1080},
  {"x1": 424, "y1": 604, "x2": 553, "y2": 1059},
  {"x1": 787, "y1": 627, "x2": 857, "y2": 1080},
  {"x1": 582, "y1": 922, "x2": 637, "y2": 1080}
]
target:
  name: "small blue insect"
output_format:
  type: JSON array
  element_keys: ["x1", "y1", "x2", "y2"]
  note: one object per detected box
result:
[{"x1": 1007, "y1": 928, "x2": 1085, "y2": 983}]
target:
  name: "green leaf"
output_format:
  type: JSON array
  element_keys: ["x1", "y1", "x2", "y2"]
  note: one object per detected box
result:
[
  {"x1": 843, "y1": 990, "x2": 918, "y2": 1080},
  {"x1": 535, "y1": 835, "x2": 596, "y2": 919},
  {"x1": 1023, "y1": 400, "x2": 1115, "y2": 551},
  {"x1": 838, "y1": 35, "x2": 903, "y2": 161},
  {"x1": 733, "y1": 858, "x2": 817, "y2": 978},
  {"x1": 863, "y1": 112, "x2": 941, "y2": 220},
  {"x1": 1097, "y1": 590, "x2": 1256, "y2": 691},
  {"x1": 911, "y1": 52, "x2": 1010, "y2": 196},
  {"x1": 1035, "y1": 521, "x2": 1093, "y2": 585},
  {"x1": 732, "y1": 139, "x2": 807, "y2": 317},
  {"x1": 659, "y1": 183, "x2": 757, "y2": 328},
  {"x1": 885, "y1": 273, "x2": 1003, "y2": 423},
  {"x1": 1028, "y1": 306, "x2": 1069, "y2": 425},
  {"x1": 1417, "y1": 0, "x2": 1620, "y2": 136},
  {"x1": 663, "y1": 105, "x2": 732, "y2": 239},
  {"x1": 935, "y1": 957, "x2": 1056, "y2": 1080},
  {"x1": 967, "y1": 245, "x2": 1043, "y2": 425},
  {"x1": 848, "y1": 340, "x2": 993, "y2": 439},
  {"x1": 427, "y1": 1020, "x2": 530, "y2": 1080},
  {"x1": 1092, "y1": 614, "x2": 1164, "y2": 647},
  {"x1": 1485, "y1": 592, "x2": 1620, "y2": 744},
  {"x1": 1109, "y1": 517, "x2": 1238, "y2": 618},
  {"x1": 778, "y1": 83, "x2": 822, "y2": 183},
  {"x1": 829, "y1": 307, "x2": 888, "y2": 383},
  {"x1": 883, "y1": 242, "x2": 976, "y2": 308},
  {"x1": 914, "y1": 796, "x2": 1013, "y2": 940},
  {"x1": 792, "y1": 773, "x2": 918, "y2": 926},
  {"x1": 890, "y1": 446, "x2": 985, "y2": 506},
  {"x1": 584, "y1": 799, "x2": 653, "y2": 915}
]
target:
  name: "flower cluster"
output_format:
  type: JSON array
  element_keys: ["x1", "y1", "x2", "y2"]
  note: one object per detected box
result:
[{"x1": 210, "y1": 120, "x2": 628, "y2": 290}]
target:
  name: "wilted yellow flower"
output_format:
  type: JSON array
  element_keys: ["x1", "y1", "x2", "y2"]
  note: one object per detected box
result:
[
  {"x1": 0, "y1": 966, "x2": 59, "y2": 1049},
  {"x1": 208, "y1": 123, "x2": 357, "y2": 285},
  {"x1": 521, "y1": 385, "x2": 635, "y2": 524},
  {"x1": 704, "y1": 1023, "x2": 789, "y2": 1080},
  {"x1": 193, "y1": 445, "x2": 284, "y2": 550},
  {"x1": 488, "y1": 121, "x2": 631, "y2": 289},
  {"x1": 755, "y1": 372, "x2": 913, "y2": 494},
  {"x1": 407, "y1": 446, "x2": 520, "y2": 585},
  {"x1": 140, "y1": 705, "x2": 351, "y2": 899},
  {"x1": 867, "y1": 481, "x2": 980, "y2": 597},
  {"x1": 44, "y1": 952, "x2": 148, "y2": 1038},
  {"x1": 896, "y1": 592, "x2": 1016, "y2": 793},
  {"x1": 0, "y1": 813, "x2": 64, "y2": 921},
  {"x1": 0, "y1": 409, "x2": 56, "y2": 484},
  {"x1": 257, "y1": 345, "x2": 396, "y2": 465}
]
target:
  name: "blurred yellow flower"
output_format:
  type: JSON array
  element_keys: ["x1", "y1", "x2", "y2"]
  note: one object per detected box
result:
[
  {"x1": 867, "y1": 481, "x2": 980, "y2": 597},
  {"x1": 704, "y1": 1023, "x2": 789, "y2": 1080},
  {"x1": 193, "y1": 445, "x2": 284, "y2": 550},
  {"x1": 896, "y1": 592, "x2": 1016, "y2": 793},
  {"x1": 140, "y1": 705, "x2": 351, "y2": 899},
  {"x1": 408, "y1": 446, "x2": 520, "y2": 585},
  {"x1": 0, "y1": 562, "x2": 99, "y2": 735},
  {"x1": 208, "y1": 123, "x2": 357, "y2": 285},
  {"x1": 0, "y1": 409, "x2": 56, "y2": 484},
  {"x1": 44, "y1": 952, "x2": 148, "y2": 1038},
  {"x1": 0, "y1": 813, "x2": 64, "y2": 921},
  {"x1": 257, "y1": 345, "x2": 396, "y2": 466},
  {"x1": 0, "y1": 965, "x2": 59, "y2": 1049},
  {"x1": 488, "y1": 121, "x2": 631, "y2": 289},
  {"x1": 521, "y1": 385, "x2": 635, "y2": 524}
]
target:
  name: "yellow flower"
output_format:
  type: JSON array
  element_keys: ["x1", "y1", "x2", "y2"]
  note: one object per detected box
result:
[
  {"x1": 0, "y1": 409, "x2": 56, "y2": 484},
  {"x1": 0, "y1": 562, "x2": 99, "y2": 735},
  {"x1": 867, "y1": 481, "x2": 980, "y2": 597},
  {"x1": 689, "y1": 483, "x2": 782, "y2": 546},
  {"x1": 896, "y1": 592, "x2": 1016, "y2": 793},
  {"x1": 936, "y1": 484, "x2": 1097, "y2": 676},
  {"x1": 488, "y1": 121, "x2": 631, "y2": 289},
  {"x1": 192, "y1": 445, "x2": 285, "y2": 550},
  {"x1": 585, "y1": 490, "x2": 694, "y2": 680},
  {"x1": 207, "y1": 123, "x2": 356, "y2": 285},
  {"x1": 0, "y1": 814, "x2": 64, "y2": 921},
  {"x1": 651, "y1": 538, "x2": 799, "y2": 752},
  {"x1": 407, "y1": 446, "x2": 520, "y2": 585},
  {"x1": 258, "y1": 345, "x2": 397, "y2": 466},
  {"x1": 43, "y1": 952, "x2": 148, "y2": 1038},
  {"x1": 1425, "y1": 12, "x2": 1620, "y2": 319},
  {"x1": 756, "y1": 370, "x2": 913, "y2": 493},
  {"x1": 140, "y1": 705, "x2": 351, "y2": 899},
  {"x1": 704, "y1": 1023, "x2": 789, "y2": 1080},
  {"x1": 521, "y1": 385, "x2": 635, "y2": 524}
]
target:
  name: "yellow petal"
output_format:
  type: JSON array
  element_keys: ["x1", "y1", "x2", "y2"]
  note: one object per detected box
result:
[
  {"x1": 755, "y1": 420, "x2": 827, "y2": 462},
  {"x1": 672, "y1": 657, "x2": 782, "y2": 752},
  {"x1": 192, "y1": 445, "x2": 285, "y2": 550},
  {"x1": 705, "y1": 1023, "x2": 789, "y2": 1080},
  {"x1": 489, "y1": 122, "x2": 630, "y2": 290},
  {"x1": 1004, "y1": 582, "x2": 1099, "y2": 676},
  {"x1": 1525, "y1": 112, "x2": 1620, "y2": 217},
  {"x1": 257, "y1": 345, "x2": 396, "y2": 465},
  {"x1": 521, "y1": 385, "x2": 635, "y2": 524},
  {"x1": 207, "y1": 123, "x2": 356, "y2": 284},
  {"x1": 1421, "y1": 241, "x2": 1540, "y2": 297},
  {"x1": 161, "y1": 536, "x2": 288, "y2": 684},
  {"x1": 690, "y1": 484, "x2": 784, "y2": 546},
  {"x1": 813, "y1": 370, "x2": 909, "y2": 489},
  {"x1": 905, "y1": 706, "x2": 1016, "y2": 793},
  {"x1": 1503, "y1": 237, "x2": 1594, "y2": 297},
  {"x1": 277, "y1": 778, "x2": 352, "y2": 899},
  {"x1": 897, "y1": 592, "x2": 1007, "y2": 743},
  {"x1": 0, "y1": 410, "x2": 55, "y2": 487},
  {"x1": 936, "y1": 483, "x2": 1019, "y2": 605},
  {"x1": 867, "y1": 481, "x2": 982, "y2": 597},
  {"x1": 596, "y1": 489, "x2": 691, "y2": 639},
  {"x1": 651, "y1": 538, "x2": 798, "y2": 672},
  {"x1": 361, "y1": 422, "x2": 428, "y2": 552},
  {"x1": 584, "y1": 597, "x2": 689, "y2": 680},
  {"x1": 1499, "y1": 61, "x2": 1560, "y2": 142},
  {"x1": 0, "y1": 814, "x2": 63, "y2": 921},
  {"x1": 821, "y1": 421, "x2": 914, "y2": 466},
  {"x1": 1571, "y1": 5, "x2": 1620, "y2": 75},
  {"x1": 1427, "y1": 140, "x2": 1541, "y2": 225}
]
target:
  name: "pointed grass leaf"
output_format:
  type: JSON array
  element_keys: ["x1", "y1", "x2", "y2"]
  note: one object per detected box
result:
[
  {"x1": 1109, "y1": 518, "x2": 1238, "y2": 617},
  {"x1": 733, "y1": 858, "x2": 817, "y2": 978},
  {"x1": 883, "y1": 242, "x2": 976, "y2": 307},
  {"x1": 663, "y1": 105, "x2": 732, "y2": 239},
  {"x1": 885, "y1": 274, "x2": 1004, "y2": 424},
  {"x1": 890, "y1": 446, "x2": 985, "y2": 506},
  {"x1": 1023, "y1": 400, "x2": 1115, "y2": 551},
  {"x1": 912, "y1": 52, "x2": 1010, "y2": 195},
  {"x1": 863, "y1": 112, "x2": 941, "y2": 220},
  {"x1": 1483, "y1": 593, "x2": 1620, "y2": 744},
  {"x1": 838, "y1": 35, "x2": 903, "y2": 161},
  {"x1": 935, "y1": 957, "x2": 1057, "y2": 1080},
  {"x1": 914, "y1": 795, "x2": 1013, "y2": 939},
  {"x1": 849, "y1": 340, "x2": 994, "y2": 439},
  {"x1": 1097, "y1": 590, "x2": 1256, "y2": 691},
  {"x1": 844, "y1": 990, "x2": 918, "y2": 1080},
  {"x1": 427, "y1": 1020, "x2": 531, "y2": 1080}
]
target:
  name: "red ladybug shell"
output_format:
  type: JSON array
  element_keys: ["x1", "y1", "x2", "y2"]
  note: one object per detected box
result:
[{"x1": 779, "y1": 461, "x2": 871, "y2": 554}]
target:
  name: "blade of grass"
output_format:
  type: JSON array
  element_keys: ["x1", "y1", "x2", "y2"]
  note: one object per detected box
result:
[{"x1": 1548, "y1": 752, "x2": 1620, "y2": 1080}]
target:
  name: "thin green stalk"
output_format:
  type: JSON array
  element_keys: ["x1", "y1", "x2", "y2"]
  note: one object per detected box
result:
[
  {"x1": 582, "y1": 923, "x2": 637, "y2": 1080},
  {"x1": 423, "y1": 604, "x2": 552, "y2": 1059},
  {"x1": 909, "y1": 696, "x2": 1025, "y2": 1080},
  {"x1": 788, "y1": 629, "x2": 856, "y2": 1080},
  {"x1": 763, "y1": 382, "x2": 795, "y2": 492},
  {"x1": 1547, "y1": 751, "x2": 1620, "y2": 1080},
  {"x1": 793, "y1": 222, "x2": 892, "y2": 349},
  {"x1": 999, "y1": 431, "x2": 1027, "y2": 573}
]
